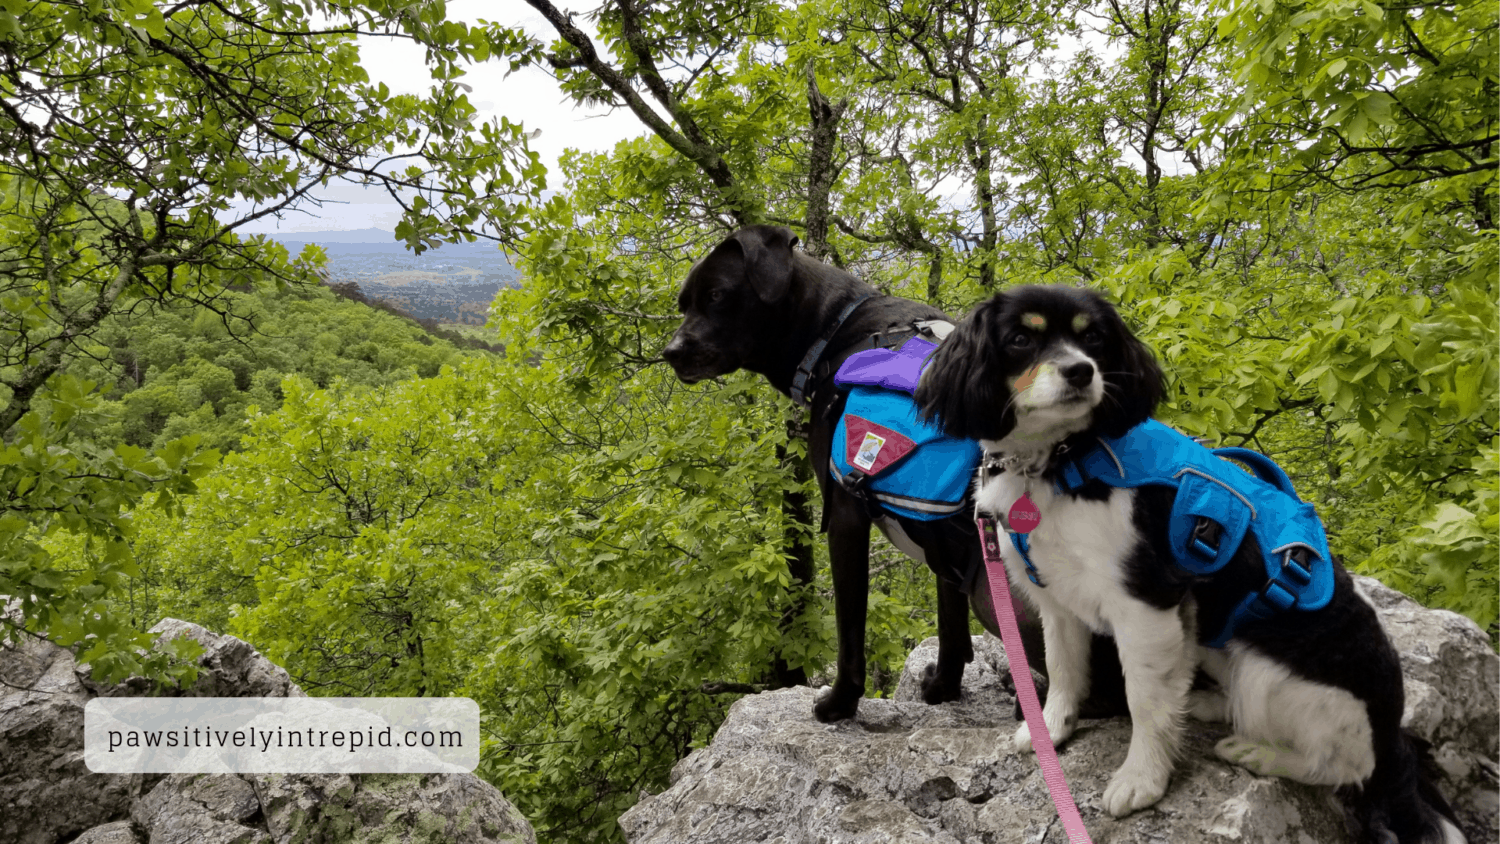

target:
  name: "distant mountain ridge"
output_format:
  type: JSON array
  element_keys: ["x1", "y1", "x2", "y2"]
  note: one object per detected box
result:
[
  {"x1": 260, "y1": 229, "x2": 520, "y2": 325},
  {"x1": 264, "y1": 227, "x2": 400, "y2": 244}
]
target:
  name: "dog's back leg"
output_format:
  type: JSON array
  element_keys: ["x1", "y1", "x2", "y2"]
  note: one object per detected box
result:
[
  {"x1": 1214, "y1": 644, "x2": 1469, "y2": 840},
  {"x1": 1218, "y1": 644, "x2": 1376, "y2": 786},
  {"x1": 921, "y1": 576, "x2": 973, "y2": 705}
]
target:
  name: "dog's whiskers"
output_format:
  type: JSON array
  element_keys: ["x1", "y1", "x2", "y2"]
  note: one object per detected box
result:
[{"x1": 1098, "y1": 383, "x2": 1126, "y2": 410}]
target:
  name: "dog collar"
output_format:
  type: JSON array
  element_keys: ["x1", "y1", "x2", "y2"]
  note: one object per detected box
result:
[
  {"x1": 790, "y1": 293, "x2": 876, "y2": 406},
  {"x1": 981, "y1": 445, "x2": 1068, "y2": 589},
  {"x1": 980, "y1": 443, "x2": 1070, "y2": 481}
]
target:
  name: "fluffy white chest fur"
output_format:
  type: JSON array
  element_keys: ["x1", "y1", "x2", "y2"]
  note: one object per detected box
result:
[{"x1": 973, "y1": 462, "x2": 1135, "y2": 635}]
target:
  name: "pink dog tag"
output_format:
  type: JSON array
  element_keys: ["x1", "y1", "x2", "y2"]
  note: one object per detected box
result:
[{"x1": 1008, "y1": 492, "x2": 1042, "y2": 533}]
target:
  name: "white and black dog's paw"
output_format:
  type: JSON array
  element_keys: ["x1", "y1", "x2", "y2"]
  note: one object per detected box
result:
[
  {"x1": 1102, "y1": 761, "x2": 1171, "y2": 818},
  {"x1": 1012, "y1": 706, "x2": 1078, "y2": 754}
]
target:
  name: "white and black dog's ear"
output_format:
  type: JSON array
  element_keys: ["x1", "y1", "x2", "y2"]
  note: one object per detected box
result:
[
  {"x1": 916, "y1": 295, "x2": 1014, "y2": 442},
  {"x1": 1092, "y1": 302, "x2": 1166, "y2": 438},
  {"x1": 731, "y1": 225, "x2": 800, "y2": 304}
]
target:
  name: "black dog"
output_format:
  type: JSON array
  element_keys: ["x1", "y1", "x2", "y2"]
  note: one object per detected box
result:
[{"x1": 661, "y1": 226, "x2": 1124, "y2": 722}]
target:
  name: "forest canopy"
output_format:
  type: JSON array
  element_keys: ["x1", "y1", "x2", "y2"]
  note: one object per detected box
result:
[{"x1": 2, "y1": 0, "x2": 1495, "y2": 841}]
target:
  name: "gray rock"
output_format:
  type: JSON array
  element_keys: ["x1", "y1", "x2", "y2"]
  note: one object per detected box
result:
[
  {"x1": 139, "y1": 619, "x2": 307, "y2": 699},
  {"x1": 253, "y1": 772, "x2": 536, "y2": 844},
  {"x1": 72, "y1": 821, "x2": 145, "y2": 844},
  {"x1": 0, "y1": 617, "x2": 536, "y2": 844},
  {"x1": 0, "y1": 629, "x2": 144, "y2": 844},
  {"x1": 620, "y1": 576, "x2": 1499, "y2": 844},
  {"x1": 132, "y1": 773, "x2": 268, "y2": 844},
  {"x1": 1356, "y1": 576, "x2": 1500, "y2": 840}
]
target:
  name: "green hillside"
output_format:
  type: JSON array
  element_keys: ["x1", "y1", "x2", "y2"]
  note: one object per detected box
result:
[{"x1": 78, "y1": 283, "x2": 501, "y2": 454}]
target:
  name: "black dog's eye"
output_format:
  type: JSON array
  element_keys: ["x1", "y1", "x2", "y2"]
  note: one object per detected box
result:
[
  {"x1": 1007, "y1": 332, "x2": 1033, "y2": 348},
  {"x1": 708, "y1": 289, "x2": 725, "y2": 304}
]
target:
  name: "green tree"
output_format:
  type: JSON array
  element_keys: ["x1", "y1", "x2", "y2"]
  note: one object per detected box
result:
[
  {"x1": 89, "y1": 282, "x2": 487, "y2": 452},
  {"x1": 1211, "y1": 0, "x2": 1496, "y2": 222},
  {"x1": 0, "y1": 0, "x2": 542, "y2": 678},
  {"x1": 1190, "y1": 0, "x2": 1498, "y2": 623}
]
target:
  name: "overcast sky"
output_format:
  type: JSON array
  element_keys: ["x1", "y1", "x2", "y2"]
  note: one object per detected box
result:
[
  {"x1": 237, "y1": 1, "x2": 645, "y2": 234},
  {"x1": 236, "y1": 6, "x2": 1153, "y2": 237}
]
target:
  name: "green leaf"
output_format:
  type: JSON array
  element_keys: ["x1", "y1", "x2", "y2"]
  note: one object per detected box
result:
[
  {"x1": 1318, "y1": 368, "x2": 1341, "y2": 401},
  {"x1": 1454, "y1": 362, "x2": 1486, "y2": 418}
]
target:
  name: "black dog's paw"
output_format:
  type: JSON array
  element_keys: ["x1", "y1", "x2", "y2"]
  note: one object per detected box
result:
[
  {"x1": 813, "y1": 685, "x2": 861, "y2": 722},
  {"x1": 920, "y1": 662, "x2": 963, "y2": 705},
  {"x1": 1078, "y1": 687, "x2": 1131, "y2": 720},
  {"x1": 1005, "y1": 672, "x2": 1048, "y2": 721}
]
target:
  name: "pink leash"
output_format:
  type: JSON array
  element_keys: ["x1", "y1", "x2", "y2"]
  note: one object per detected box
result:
[{"x1": 978, "y1": 515, "x2": 1094, "y2": 844}]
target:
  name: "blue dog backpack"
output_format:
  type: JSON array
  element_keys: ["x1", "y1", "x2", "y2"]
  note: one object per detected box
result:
[
  {"x1": 1051, "y1": 419, "x2": 1336, "y2": 647},
  {"x1": 829, "y1": 336, "x2": 982, "y2": 521}
]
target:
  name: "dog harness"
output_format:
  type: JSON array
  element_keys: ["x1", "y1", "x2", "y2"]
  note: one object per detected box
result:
[
  {"x1": 790, "y1": 294, "x2": 877, "y2": 406},
  {"x1": 829, "y1": 335, "x2": 982, "y2": 521},
  {"x1": 1004, "y1": 419, "x2": 1334, "y2": 648}
]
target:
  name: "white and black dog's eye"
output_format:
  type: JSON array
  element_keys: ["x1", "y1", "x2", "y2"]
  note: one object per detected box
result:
[
  {"x1": 1007, "y1": 331, "x2": 1034, "y2": 349},
  {"x1": 1081, "y1": 328, "x2": 1104, "y2": 345}
]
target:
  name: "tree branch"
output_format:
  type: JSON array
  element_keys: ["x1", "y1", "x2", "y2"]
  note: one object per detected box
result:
[{"x1": 525, "y1": 0, "x2": 744, "y2": 221}]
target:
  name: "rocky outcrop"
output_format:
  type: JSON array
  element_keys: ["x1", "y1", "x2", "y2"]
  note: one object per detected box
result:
[
  {"x1": 1356, "y1": 575, "x2": 1500, "y2": 830},
  {"x1": 620, "y1": 575, "x2": 1499, "y2": 844},
  {"x1": 1, "y1": 617, "x2": 144, "y2": 842},
  {"x1": 0, "y1": 617, "x2": 535, "y2": 844}
]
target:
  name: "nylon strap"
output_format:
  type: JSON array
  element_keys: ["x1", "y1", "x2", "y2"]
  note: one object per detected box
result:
[
  {"x1": 977, "y1": 515, "x2": 1093, "y2": 844},
  {"x1": 789, "y1": 293, "x2": 876, "y2": 406},
  {"x1": 1009, "y1": 531, "x2": 1045, "y2": 587}
]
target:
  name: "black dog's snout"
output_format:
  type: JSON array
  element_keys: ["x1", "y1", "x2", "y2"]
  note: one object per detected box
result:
[
  {"x1": 662, "y1": 333, "x2": 691, "y2": 364},
  {"x1": 1062, "y1": 361, "x2": 1095, "y2": 388}
]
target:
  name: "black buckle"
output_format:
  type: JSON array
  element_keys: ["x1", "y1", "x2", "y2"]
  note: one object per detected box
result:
[
  {"x1": 1257, "y1": 547, "x2": 1314, "y2": 613},
  {"x1": 839, "y1": 470, "x2": 884, "y2": 521},
  {"x1": 1189, "y1": 516, "x2": 1223, "y2": 563}
]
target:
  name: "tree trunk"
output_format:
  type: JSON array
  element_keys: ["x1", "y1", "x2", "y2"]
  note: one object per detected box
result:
[
  {"x1": 803, "y1": 65, "x2": 848, "y2": 263},
  {"x1": 772, "y1": 420, "x2": 814, "y2": 689}
]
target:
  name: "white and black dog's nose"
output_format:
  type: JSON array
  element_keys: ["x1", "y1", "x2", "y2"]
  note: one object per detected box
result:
[{"x1": 1062, "y1": 361, "x2": 1095, "y2": 388}]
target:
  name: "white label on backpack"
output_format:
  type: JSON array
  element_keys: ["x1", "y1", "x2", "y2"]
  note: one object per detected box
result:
[{"x1": 853, "y1": 432, "x2": 885, "y2": 470}]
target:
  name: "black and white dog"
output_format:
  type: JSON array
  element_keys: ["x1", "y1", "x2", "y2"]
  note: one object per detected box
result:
[{"x1": 914, "y1": 284, "x2": 1464, "y2": 842}]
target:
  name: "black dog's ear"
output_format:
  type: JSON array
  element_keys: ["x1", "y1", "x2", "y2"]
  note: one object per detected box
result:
[
  {"x1": 1094, "y1": 308, "x2": 1166, "y2": 437},
  {"x1": 732, "y1": 225, "x2": 800, "y2": 304},
  {"x1": 916, "y1": 297, "x2": 1013, "y2": 442}
]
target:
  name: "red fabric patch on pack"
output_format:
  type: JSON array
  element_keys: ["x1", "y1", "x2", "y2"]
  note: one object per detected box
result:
[{"x1": 844, "y1": 415, "x2": 918, "y2": 476}]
